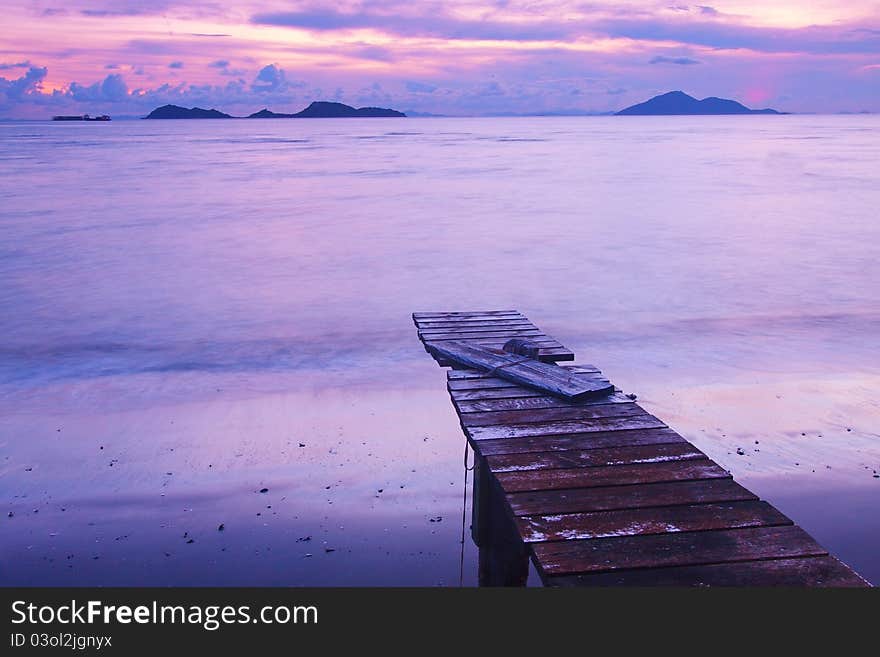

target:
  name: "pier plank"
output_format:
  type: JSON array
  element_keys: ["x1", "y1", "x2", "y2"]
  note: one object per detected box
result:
[
  {"x1": 455, "y1": 392, "x2": 631, "y2": 412},
  {"x1": 486, "y1": 442, "x2": 705, "y2": 472},
  {"x1": 544, "y1": 556, "x2": 870, "y2": 587},
  {"x1": 532, "y1": 525, "x2": 828, "y2": 576},
  {"x1": 506, "y1": 479, "x2": 755, "y2": 516},
  {"x1": 495, "y1": 459, "x2": 729, "y2": 493},
  {"x1": 460, "y1": 402, "x2": 646, "y2": 427},
  {"x1": 477, "y1": 428, "x2": 688, "y2": 456},
  {"x1": 517, "y1": 500, "x2": 791, "y2": 543},
  {"x1": 465, "y1": 414, "x2": 667, "y2": 441}
]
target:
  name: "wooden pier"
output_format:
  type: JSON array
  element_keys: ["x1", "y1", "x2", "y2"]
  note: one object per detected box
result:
[{"x1": 414, "y1": 310, "x2": 869, "y2": 587}]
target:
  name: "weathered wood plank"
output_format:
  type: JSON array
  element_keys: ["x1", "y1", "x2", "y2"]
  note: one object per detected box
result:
[
  {"x1": 427, "y1": 337, "x2": 563, "y2": 348},
  {"x1": 544, "y1": 556, "x2": 871, "y2": 587},
  {"x1": 451, "y1": 387, "x2": 580, "y2": 402},
  {"x1": 466, "y1": 414, "x2": 666, "y2": 441},
  {"x1": 518, "y1": 501, "x2": 791, "y2": 543},
  {"x1": 495, "y1": 459, "x2": 727, "y2": 493},
  {"x1": 448, "y1": 365, "x2": 600, "y2": 380},
  {"x1": 448, "y1": 378, "x2": 531, "y2": 391},
  {"x1": 419, "y1": 329, "x2": 546, "y2": 341},
  {"x1": 413, "y1": 310, "x2": 521, "y2": 320},
  {"x1": 477, "y1": 427, "x2": 687, "y2": 456},
  {"x1": 419, "y1": 325, "x2": 541, "y2": 337},
  {"x1": 532, "y1": 525, "x2": 828, "y2": 576},
  {"x1": 427, "y1": 341, "x2": 613, "y2": 401},
  {"x1": 456, "y1": 392, "x2": 631, "y2": 412},
  {"x1": 486, "y1": 442, "x2": 705, "y2": 473},
  {"x1": 460, "y1": 402, "x2": 646, "y2": 428},
  {"x1": 436, "y1": 348, "x2": 574, "y2": 366},
  {"x1": 416, "y1": 319, "x2": 536, "y2": 330},
  {"x1": 506, "y1": 479, "x2": 755, "y2": 516}
]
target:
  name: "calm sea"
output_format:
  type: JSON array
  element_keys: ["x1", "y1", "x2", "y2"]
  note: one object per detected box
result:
[{"x1": 1, "y1": 115, "x2": 878, "y2": 585}]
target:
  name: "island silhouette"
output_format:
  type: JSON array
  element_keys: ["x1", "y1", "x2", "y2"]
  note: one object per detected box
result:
[
  {"x1": 145, "y1": 101, "x2": 405, "y2": 119},
  {"x1": 617, "y1": 91, "x2": 782, "y2": 115}
]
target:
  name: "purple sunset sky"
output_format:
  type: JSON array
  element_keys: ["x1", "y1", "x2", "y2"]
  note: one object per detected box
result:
[{"x1": 1, "y1": 1, "x2": 878, "y2": 117}]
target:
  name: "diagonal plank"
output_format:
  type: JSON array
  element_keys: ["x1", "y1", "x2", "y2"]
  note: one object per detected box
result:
[{"x1": 428, "y1": 340, "x2": 611, "y2": 400}]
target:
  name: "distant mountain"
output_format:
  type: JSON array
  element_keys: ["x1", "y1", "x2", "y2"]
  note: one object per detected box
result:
[
  {"x1": 146, "y1": 101, "x2": 405, "y2": 120},
  {"x1": 144, "y1": 104, "x2": 232, "y2": 119},
  {"x1": 247, "y1": 109, "x2": 297, "y2": 118},
  {"x1": 249, "y1": 101, "x2": 405, "y2": 118},
  {"x1": 616, "y1": 91, "x2": 782, "y2": 115}
]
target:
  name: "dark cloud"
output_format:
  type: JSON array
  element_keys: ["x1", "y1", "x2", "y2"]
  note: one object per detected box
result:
[
  {"x1": 68, "y1": 73, "x2": 128, "y2": 102},
  {"x1": 406, "y1": 81, "x2": 437, "y2": 93},
  {"x1": 650, "y1": 55, "x2": 701, "y2": 65},
  {"x1": 209, "y1": 60, "x2": 230, "y2": 68},
  {"x1": 169, "y1": 61, "x2": 184, "y2": 69},
  {"x1": 352, "y1": 46, "x2": 394, "y2": 62},
  {"x1": 597, "y1": 17, "x2": 880, "y2": 54},
  {"x1": 77, "y1": 2, "x2": 185, "y2": 18},
  {"x1": 251, "y1": 9, "x2": 576, "y2": 42},
  {"x1": 251, "y1": 64, "x2": 306, "y2": 94},
  {"x1": 0, "y1": 61, "x2": 31, "y2": 70},
  {"x1": 0, "y1": 66, "x2": 48, "y2": 100},
  {"x1": 252, "y1": 7, "x2": 880, "y2": 56}
]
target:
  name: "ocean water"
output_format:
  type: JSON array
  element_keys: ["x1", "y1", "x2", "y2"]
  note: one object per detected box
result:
[{"x1": 0, "y1": 115, "x2": 878, "y2": 585}]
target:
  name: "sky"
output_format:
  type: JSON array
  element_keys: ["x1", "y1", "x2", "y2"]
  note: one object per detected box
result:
[{"x1": 1, "y1": 1, "x2": 878, "y2": 118}]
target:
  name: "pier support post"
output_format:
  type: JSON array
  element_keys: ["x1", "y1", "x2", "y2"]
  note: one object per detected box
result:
[{"x1": 472, "y1": 455, "x2": 529, "y2": 586}]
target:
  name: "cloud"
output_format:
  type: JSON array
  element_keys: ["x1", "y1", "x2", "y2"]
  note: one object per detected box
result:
[
  {"x1": 0, "y1": 66, "x2": 48, "y2": 100},
  {"x1": 405, "y1": 81, "x2": 437, "y2": 93},
  {"x1": 168, "y1": 61, "x2": 184, "y2": 69},
  {"x1": 251, "y1": 64, "x2": 287, "y2": 93},
  {"x1": 0, "y1": 61, "x2": 31, "y2": 71},
  {"x1": 76, "y1": 1, "x2": 188, "y2": 18},
  {"x1": 68, "y1": 73, "x2": 128, "y2": 102},
  {"x1": 697, "y1": 6, "x2": 719, "y2": 15},
  {"x1": 251, "y1": 9, "x2": 575, "y2": 42},
  {"x1": 650, "y1": 55, "x2": 701, "y2": 65},
  {"x1": 209, "y1": 60, "x2": 230, "y2": 69},
  {"x1": 597, "y1": 17, "x2": 880, "y2": 54}
]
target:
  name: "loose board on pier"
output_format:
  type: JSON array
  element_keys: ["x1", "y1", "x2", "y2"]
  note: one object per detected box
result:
[
  {"x1": 414, "y1": 310, "x2": 869, "y2": 587},
  {"x1": 426, "y1": 340, "x2": 613, "y2": 401}
]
